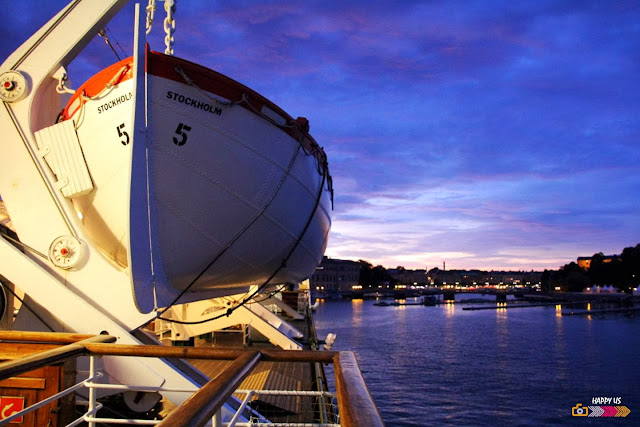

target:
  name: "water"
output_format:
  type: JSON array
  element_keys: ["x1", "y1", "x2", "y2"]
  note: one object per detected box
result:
[{"x1": 314, "y1": 298, "x2": 640, "y2": 426}]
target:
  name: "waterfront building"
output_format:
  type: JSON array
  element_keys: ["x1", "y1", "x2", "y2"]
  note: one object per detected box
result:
[
  {"x1": 310, "y1": 256, "x2": 360, "y2": 295},
  {"x1": 577, "y1": 255, "x2": 616, "y2": 270},
  {"x1": 427, "y1": 268, "x2": 541, "y2": 287},
  {"x1": 387, "y1": 267, "x2": 428, "y2": 285}
]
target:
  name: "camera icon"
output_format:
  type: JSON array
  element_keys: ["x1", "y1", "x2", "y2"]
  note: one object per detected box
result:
[{"x1": 572, "y1": 404, "x2": 589, "y2": 417}]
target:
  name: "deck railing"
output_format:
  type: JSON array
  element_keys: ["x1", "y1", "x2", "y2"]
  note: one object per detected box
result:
[{"x1": 0, "y1": 331, "x2": 383, "y2": 426}]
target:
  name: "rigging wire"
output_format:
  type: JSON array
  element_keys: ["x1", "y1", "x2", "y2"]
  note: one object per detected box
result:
[
  {"x1": 0, "y1": 231, "x2": 48, "y2": 261},
  {"x1": 0, "y1": 279, "x2": 55, "y2": 332},
  {"x1": 157, "y1": 168, "x2": 327, "y2": 326},
  {"x1": 98, "y1": 28, "x2": 121, "y2": 61},
  {"x1": 251, "y1": 284, "x2": 288, "y2": 304},
  {"x1": 155, "y1": 141, "x2": 304, "y2": 317},
  {"x1": 0, "y1": 229, "x2": 54, "y2": 331},
  {"x1": 106, "y1": 26, "x2": 128, "y2": 58}
]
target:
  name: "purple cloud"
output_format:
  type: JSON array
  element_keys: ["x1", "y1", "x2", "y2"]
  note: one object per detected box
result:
[{"x1": 2, "y1": 0, "x2": 639, "y2": 270}]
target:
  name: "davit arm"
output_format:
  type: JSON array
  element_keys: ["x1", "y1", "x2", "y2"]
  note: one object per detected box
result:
[{"x1": 0, "y1": 0, "x2": 208, "y2": 406}]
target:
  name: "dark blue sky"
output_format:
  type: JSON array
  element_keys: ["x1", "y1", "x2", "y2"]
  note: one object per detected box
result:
[{"x1": 3, "y1": 1, "x2": 639, "y2": 271}]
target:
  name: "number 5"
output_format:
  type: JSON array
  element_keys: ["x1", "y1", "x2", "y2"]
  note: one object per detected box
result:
[
  {"x1": 173, "y1": 123, "x2": 192, "y2": 146},
  {"x1": 117, "y1": 123, "x2": 129, "y2": 145}
]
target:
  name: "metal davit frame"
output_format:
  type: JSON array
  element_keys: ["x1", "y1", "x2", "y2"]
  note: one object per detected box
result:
[{"x1": 0, "y1": 331, "x2": 383, "y2": 426}]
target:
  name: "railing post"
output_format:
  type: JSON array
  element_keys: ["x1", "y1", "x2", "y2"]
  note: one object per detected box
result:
[
  {"x1": 158, "y1": 350, "x2": 261, "y2": 427},
  {"x1": 314, "y1": 362, "x2": 329, "y2": 424},
  {"x1": 87, "y1": 354, "x2": 97, "y2": 427},
  {"x1": 211, "y1": 409, "x2": 222, "y2": 427}
]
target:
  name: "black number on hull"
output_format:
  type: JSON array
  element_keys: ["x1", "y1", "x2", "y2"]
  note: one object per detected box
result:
[
  {"x1": 173, "y1": 123, "x2": 192, "y2": 146},
  {"x1": 117, "y1": 123, "x2": 130, "y2": 145}
]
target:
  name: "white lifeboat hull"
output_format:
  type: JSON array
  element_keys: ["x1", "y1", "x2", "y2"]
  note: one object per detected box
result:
[{"x1": 62, "y1": 50, "x2": 332, "y2": 311}]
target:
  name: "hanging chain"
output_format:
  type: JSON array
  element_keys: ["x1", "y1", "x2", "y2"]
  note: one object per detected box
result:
[
  {"x1": 145, "y1": 0, "x2": 156, "y2": 35},
  {"x1": 164, "y1": 0, "x2": 177, "y2": 55}
]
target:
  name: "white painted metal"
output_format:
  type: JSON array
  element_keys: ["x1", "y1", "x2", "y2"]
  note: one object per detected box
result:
[
  {"x1": 258, "y1": 295, "x2": 304, "y2": 320},
  {"x1": 34, "y1": 120, "x2": 94, "y2": 198},
  {"x1": 246, "y1": 301, "x2": 303, "y2": 339},
  {"x1": 0, "y1": 0, "x2": 204, "y2": 408},
  {"x1": 0, "y1": 71, "x2": 28, "y2": 102},
  {"x1": 6, "y1": 355, "x2": 343, "y2": 426},
  {"x1": 0, "y1": 0, "x2": 330, "y2": 415},
  {"x1": 164, "y1": 298, "x2": 304, "y2": 350}
]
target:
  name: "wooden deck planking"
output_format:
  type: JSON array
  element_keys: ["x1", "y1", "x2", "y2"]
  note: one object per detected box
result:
[{"x1": 190, "y1": 359, "x2": 310, "y2": 416}]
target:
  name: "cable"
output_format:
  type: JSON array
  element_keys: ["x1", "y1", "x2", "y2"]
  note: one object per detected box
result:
[
  {"x1": 0, "y1": 279, "x2": 55, "y2": 332},
  {"x1": 0, "y1": 227, "x2": 48, "y2": 260},
  {"x1": 251, "y1": 284, "x2": 288, "y2": 304},
  {"x1": 157, "y1": 168, "x2": 327, "y2": 326},
  {"x1": 98, "y1": 28, "x2": 121, "y2": 61},
  {"x1": 156, "y1": 142, "x2": 303, "y2": 317},
  {"x1": 106, "y1": 26, "x2": 128, "y2": 59}
]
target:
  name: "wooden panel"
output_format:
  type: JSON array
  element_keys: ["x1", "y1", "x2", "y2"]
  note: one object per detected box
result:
[
  {"x1": 0, "y1": 365, "x2": 65, "y2": 426},
  {"x1": 0, "y1": 335, "x2": 115, "y2": 381},
  {"x1": 0, "y1": 343, "x2": 61, "y2": 360},
  {"x1": 0, "y1": 377, "x2": 46, "y2": 389},
  {"x1": 36, "y1": 365, "x2": 61, "y2": 427}
]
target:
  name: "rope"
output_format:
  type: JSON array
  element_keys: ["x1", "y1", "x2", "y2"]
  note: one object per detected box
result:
[
  {"x1": 106, "y1": 27, "x2": 128, "y2": 59},
  {"x1": 59, "y1": 64, "x2": 129, "y2": 130},
  {"x1": 0, "y1": 275, "x2": 55, "y2": 332},
  {"x1": 174, "y1": 66, "x2": 307, "y2": 138},
  {"x1": 174, "y1": 66, "x2": 244, "y2": 107},
  {"x1": 0, "y1": 229, "x2": 48, "y2": 261},
  {"x1": 156, "y1": 142, "x2": 304, "y2": 317},
  {"x1": 157, "y1": 160, "x2": 328, "y2": 326},
  {"x1": 98, "y1": 28, "x2": 121, "y2": 61}
]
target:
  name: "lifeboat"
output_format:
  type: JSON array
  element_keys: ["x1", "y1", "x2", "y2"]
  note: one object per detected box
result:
[{"x1": 60, "y1": 48, "x2": 333, "y2": 311}]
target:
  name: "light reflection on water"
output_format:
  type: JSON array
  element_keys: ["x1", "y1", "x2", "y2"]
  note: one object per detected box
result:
[
  {"x1": 350, "y1": 299, "x2": 363, "y2": 328},
  {"x1": 315, "y1": 298, "x2": 640, "y2": 426}
]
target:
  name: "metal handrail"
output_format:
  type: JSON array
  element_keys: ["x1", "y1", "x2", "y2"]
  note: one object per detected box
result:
[{"x1": 0, "y1": 334, "x2": 384, "y2": 426}]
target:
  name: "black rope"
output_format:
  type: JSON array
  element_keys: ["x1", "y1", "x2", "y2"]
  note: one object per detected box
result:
[
  {"x1": 158, "y1": 168, "x2": 327, "y2": 326},
  {"x1": 99, "y1": 28, "x2": 121, "y2": 61},
  {"x1": 106, "y1": 26, "x2": 128, "y2": 59},
  {"x1": 251, "y1": 284, "x2": 288, "y2": 304},
  {"x1": 0, "y1": 278, "x2": 55, "y2": 332},
  {"x1": 156, "y1": 143, "x2": 303, "y2": 317}
]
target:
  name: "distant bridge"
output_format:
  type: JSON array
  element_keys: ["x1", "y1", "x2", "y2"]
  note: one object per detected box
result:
[{"x1": 336, "y1": 288, "x2": 634, "y2": 303}]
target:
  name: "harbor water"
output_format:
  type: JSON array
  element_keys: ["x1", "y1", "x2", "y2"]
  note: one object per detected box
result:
[{"x1": 314, "y1": 297, "x2": 640, "y2": 426}]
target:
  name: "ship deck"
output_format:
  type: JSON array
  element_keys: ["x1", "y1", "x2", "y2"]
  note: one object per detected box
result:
[{"x1": 170, "y1": 306, "x2": 332, "y2": 423}]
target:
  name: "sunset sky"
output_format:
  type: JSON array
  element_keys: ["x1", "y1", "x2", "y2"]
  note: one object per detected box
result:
[{"x1": 3, "y1": 1, "x2": 639, "y2": 271}]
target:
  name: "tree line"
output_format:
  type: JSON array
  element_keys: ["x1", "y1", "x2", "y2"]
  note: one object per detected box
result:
[
  {"x1": 357, "y1": 260, "x2": 397, "y2": 288},
  {"x1": 541, "y1": 243, "x2": 640, "y2": 292}
]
